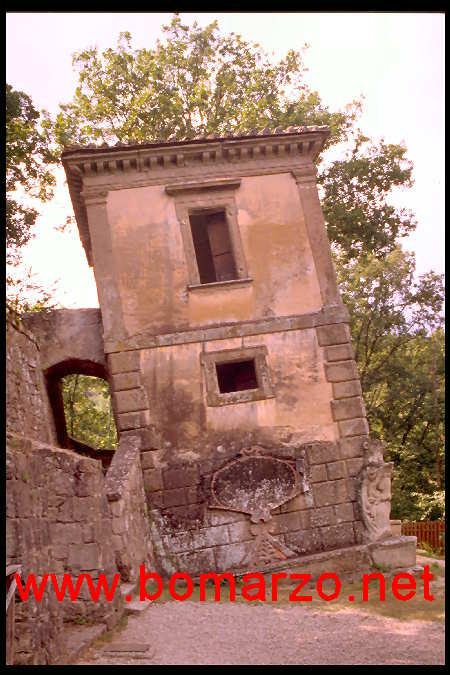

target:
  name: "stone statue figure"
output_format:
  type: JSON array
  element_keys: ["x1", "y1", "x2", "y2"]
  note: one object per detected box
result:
[{"x1": 359, "y1": 440, "x2": 394, "y2": 542}]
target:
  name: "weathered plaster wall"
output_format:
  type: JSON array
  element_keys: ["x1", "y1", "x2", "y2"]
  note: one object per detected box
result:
[
  {"x1": 105, "y1": 173, "x2": 322, "y2": 338},
  {"x1": 104, "y1": 315, "x2": 369, "y2": 578},
  {"x1": 6, "y1": 432, "x2": 123, "y2": 665},
  {"x1": 6, "y1": 314, "x2": 55, "y2": 444},
  {"x1": 139, "y1": 326, "x2": 338, "y2": 448}
]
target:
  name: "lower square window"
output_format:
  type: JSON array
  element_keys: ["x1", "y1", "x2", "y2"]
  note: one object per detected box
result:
[
  {"x1": 216, "y1": 359, "x2": 258, "y2": 393},
  {"x1": 201, "y1": 346, "x2": 274, "y2": 406}
]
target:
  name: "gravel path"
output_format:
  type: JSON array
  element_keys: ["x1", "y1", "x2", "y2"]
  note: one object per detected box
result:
[{"x1": 78, "y1": 601, "x2": 445, "y2": 665}]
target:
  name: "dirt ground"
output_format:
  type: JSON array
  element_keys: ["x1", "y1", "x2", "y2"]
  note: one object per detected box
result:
[{"x1": 77, "y1": 581, "x2": 445, "y2": 666}]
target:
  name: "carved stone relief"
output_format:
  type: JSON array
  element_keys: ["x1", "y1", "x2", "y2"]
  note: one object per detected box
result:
[
  {"x1": 359, "y1": 439, "x2": 394, "y2": 543},
  {"x1": 209, "y1": 445, "x2": 307, "y2": 567}
]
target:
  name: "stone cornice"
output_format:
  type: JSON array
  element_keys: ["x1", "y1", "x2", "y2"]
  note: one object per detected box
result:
[
  {"x1": 165, "y1": 177, "x2": 241, "y2": 195},
  {"x1": 62, "y1": 125, "x2": 329, "y2": 157},
  {"x1": 63, "y1": 130, "x2": 328, "y2": 177},
  {"x1": 104, "y1": 303, "x2": 349, "y2": 354},
  {"x1": 62, "y1": 127, "x2": 329, "y2": 267}
]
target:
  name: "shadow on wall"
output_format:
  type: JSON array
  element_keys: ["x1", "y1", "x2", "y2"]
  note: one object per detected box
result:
[{"x1": 45, "y1": 358, "x2": 118, "y2": 472}]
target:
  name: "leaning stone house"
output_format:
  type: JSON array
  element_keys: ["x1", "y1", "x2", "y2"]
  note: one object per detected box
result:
[{"x1": 6, "y1": 126, "x2": 416, "y2": 663}]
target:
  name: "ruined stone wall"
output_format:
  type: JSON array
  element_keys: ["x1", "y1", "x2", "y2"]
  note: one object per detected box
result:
[
  {"x1": 6, "y1": 313, "x2": 55, "y2": 444},
  {"x1": 105, "y1": 434, "x2": 154, "y2": 582},
  {"x1": 6, "y1": 432, "x2": 123, "y2": 665},
  {"x1": 6, "y1": 312, "x2": 159, "y2": 663},
  {"x1": 5, "y1": 314, "x2": 146, "y2": 664}
]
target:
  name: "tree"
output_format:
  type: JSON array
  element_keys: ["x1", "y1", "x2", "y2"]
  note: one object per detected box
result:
[
  {"x1": 48, "y1": 16, "x2": 360, "y2": 150},
  {"x1": 48, "y1": 16, "x2": 416, "y2": 261},
  {"x1": 6, "y1": 84, "x2": 57, "y2": 264},
  {"x1": 6, "y1": 266, "x2": 59, "y2": 316},
  {"x1": 60, "y1": 374, "x2": 118, "y2": 450},
  {"x1": 319, "y1": 134, "x2": 416, "y2": 260},
  {"x1": 336, "y1": 248, "x2": 445, "y2": 519}
]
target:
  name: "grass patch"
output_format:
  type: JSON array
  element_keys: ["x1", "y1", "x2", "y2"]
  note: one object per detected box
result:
[
  {"x1": 95, "y1": 613, "x2": 129, "y2": 645},
  {"x1": 274, "y1": 564, "x2": 445, "y2": 623},
  {"x1": 76, "y1": 612, "x2": 129, "y2": 662},
  {"x1": 144, "y1": 566, "x2": 444, "y2": 623},
  {"x1": 417, "y1": 548, "x2": 445, "y2": 561}
]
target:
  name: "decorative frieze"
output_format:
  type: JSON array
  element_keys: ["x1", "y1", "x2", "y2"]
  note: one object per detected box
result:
[{"x1": 63, "y1": 130, "x2": 328, "y2": 185}]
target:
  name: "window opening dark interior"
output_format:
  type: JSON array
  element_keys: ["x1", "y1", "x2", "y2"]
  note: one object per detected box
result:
[
  {"x1": 216, "y1": 360, "x2": 258, "y2": 393},
  {"x1": 189, "y1": 210, "x2": 237, "y2": 284}
]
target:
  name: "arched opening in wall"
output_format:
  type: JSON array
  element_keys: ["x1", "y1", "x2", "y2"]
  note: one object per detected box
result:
[{"x1": 45, "y1": 359, "x2": 118, "y2": 472}]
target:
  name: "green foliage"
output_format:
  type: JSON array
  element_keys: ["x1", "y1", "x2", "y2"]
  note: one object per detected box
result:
[
  {"x1": 6, "y1": 84, "x2": 57, "y2": 264},
  {"x1": 320, "y1": 134, "x2": 416, "y2": 259},
  {"x1": 6, "y1": 266, "x2": 59, "y2": 315},
  {"x1": 335, "y1": 248, "x2": 445, "y2": 520},
  {"x1": 60, "y1": 374, "x2": 118, "y2": 450},
  {"x1": 49, "y1": 16, "x2": 360, "y2": 150},
  {"x1": 418, "y1": 541, "x2": 444, "y2": 557}
]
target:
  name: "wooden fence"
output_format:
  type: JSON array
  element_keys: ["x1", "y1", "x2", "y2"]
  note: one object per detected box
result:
[{"x1": 401, "y1": 520, "x2": 445, "y2": 552}]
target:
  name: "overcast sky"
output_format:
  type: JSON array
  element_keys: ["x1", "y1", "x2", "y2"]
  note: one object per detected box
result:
[{"x1": 6, "y1": 12, "x2": 445, "y2": 308}]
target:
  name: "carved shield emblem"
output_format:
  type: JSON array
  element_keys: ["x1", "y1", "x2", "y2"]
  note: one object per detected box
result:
[{"x1": 210, "y1": 446, "x2": 299, "y2": 522}]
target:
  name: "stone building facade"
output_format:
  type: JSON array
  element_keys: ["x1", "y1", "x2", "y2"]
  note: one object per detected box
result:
[
  {"x1": 7, "y1": 127, "x2": 416, "y2": 664},
  {"x1": 58, "y1": 126, "x2": 415, "y2": 576}
]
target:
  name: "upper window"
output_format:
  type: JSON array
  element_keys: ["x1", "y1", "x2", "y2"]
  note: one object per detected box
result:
[
  {"x1": 189, "y1": 209, "x2": 237, "y2": 284},
  {"x1": 166, "y1": 178, "x2": 251, "y2": 290}
]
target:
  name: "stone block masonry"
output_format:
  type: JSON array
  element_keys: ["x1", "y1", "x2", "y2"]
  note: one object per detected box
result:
[
  {"x1": 319, "y1": 321, "x2": 369, "y2": 443},
  {"x1": 6, "y1": 313, "x2": 55, "y2": 444},
  {"x1": 6, "y1": 314, "x2": 157, "y2": 664},
  {"x1": 104, "y1": 433, "x2": 155, "y2": 582},
  {"x1": 6, "y1": 432, "x2": 124, "y2": 665},
  {"x1": 142, "y1": 439, "x2": 365, "y2": 578}
]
